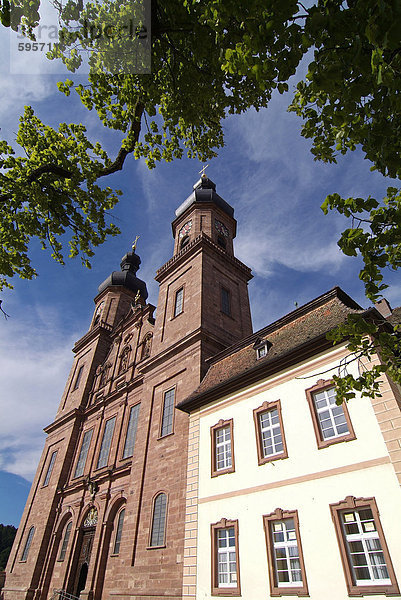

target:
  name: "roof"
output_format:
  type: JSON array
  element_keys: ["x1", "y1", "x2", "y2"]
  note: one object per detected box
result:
[
  {"x1": 175, "y1": 175, "x2": 234, "y2": 219},
  {"x1": 177, "y1": 287, "x2": 364, "y2": 413}
]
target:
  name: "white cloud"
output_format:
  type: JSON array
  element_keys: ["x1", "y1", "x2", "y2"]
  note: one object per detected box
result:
[{"x1": 0, "y1": 308, "x2": 78, "y2": 480}]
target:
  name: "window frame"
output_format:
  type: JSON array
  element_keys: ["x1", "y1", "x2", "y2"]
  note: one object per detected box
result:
[
  {"x1": 263, "y1": 508, "x2": 309, "y2": 597},
  {"x1": 148, "y1": 492, "x2": 168, "y2": 549},
  {"x1": 73, "y1": 428, "x2": 93, "y2": 478},
  {"x1": 122, "y1": 402, "x2": 141, "y2": 459},
  {"x1": 58, "y1": 521, "x2": 72, "y2": 562},
  {"x1": 21, "y1": 526, "x2": 35, "y2": 562},
  {"x1": 159, "y1": 387, "x2": 176, "y2": 438},
  {"x1": 221, "y1": 286, "x2": 231, "y2": 316},
  {"x1": 73, "y1": 364, "x2": 84, "y2": 391},
  {"x1": 253, "y1": 400, "x2": 288, "y2": 465},
  {"x1": 330, "y1": 496, "x2": 399, "y2": 596},
  {"x1": 211, "y1": 419, "x2": 235, "y2": 478},
  {"x1": 305, "y1": 379, "x2": 356, "y2": 449},
  {"x1": 173, "y1": 287, "x2": 184, "y2": 317},
  {"x1": 112, "y1": 507, "x2": 126, "y2": 555},
  {"x1": 211, "y1": 518, "x2": 241, "y2": 596},
  {"x1": 43, "y1": 449, "x2": 57, "y2": 486},
  {"x1": 96, "y1": 416, "x2": 117, "y2": 470}
]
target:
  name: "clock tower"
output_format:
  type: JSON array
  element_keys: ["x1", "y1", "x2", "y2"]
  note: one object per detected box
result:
[{"x1": 4, "y1": 174, "x2": 253, "y2": 600}]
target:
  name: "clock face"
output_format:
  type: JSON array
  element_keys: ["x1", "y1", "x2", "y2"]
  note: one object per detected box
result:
[
  {"x1": 179, "y1": 220, "x2": 192, "y2": 239},
  {"x1": 215, "y1": 219, "x2": 229, "y2": 238}
]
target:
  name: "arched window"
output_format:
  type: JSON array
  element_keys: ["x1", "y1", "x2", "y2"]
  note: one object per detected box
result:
[
  {"x1": 59, "y1": 521, "x2": 72, "y2": 561},
  {"x1": 113, "y1": 508, "x2": 125, "y2": 555},
  {"x1": 21, "y1": 526, "x2": 34, "y2": 561},
  {"x1": 150, "y1": 493, "x2": 167, "y2": 547},
  {"x1": 180, "y1": 235, "x2": 190, "y2": 250},
  {"x1": 118, "y1": 346, "x2": 130, "y2": 374}
]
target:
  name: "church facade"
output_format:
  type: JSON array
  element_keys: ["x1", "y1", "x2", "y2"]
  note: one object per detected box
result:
[
  {"x1": 5, "y1": 176, "x2": 401, "y2": 600},
  {"x1": 4, "y1": 175, "x2": 252, "y2": 600}
]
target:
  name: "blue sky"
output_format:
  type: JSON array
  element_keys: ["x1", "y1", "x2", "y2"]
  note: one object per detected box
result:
[{"x1": 1, "y1": 7, "x2": 401, "y2": 527}]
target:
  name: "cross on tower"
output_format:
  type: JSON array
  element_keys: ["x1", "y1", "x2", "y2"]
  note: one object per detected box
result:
[{"x1": 199, "y1": 164, "x2": 209, "y2": 178}]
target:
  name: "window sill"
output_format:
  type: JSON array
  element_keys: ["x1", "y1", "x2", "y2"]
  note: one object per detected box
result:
[
  {"x1": 211, "y1": 587, "x2": 241, "y2": 596},
  {"x1": 146, "y1": 544, "x2": 166, "y2": 550},
  {"x1": 258, "y1": 452, "x2": 288, "y2": 466},
  {"x1": 211, "y1": 467, "x2": 235, "y2": 478},
  {"x1": 157, "y1": 431, "x2": 174, "y2": 441},
  {"x1": 316, "y1": 433, "x2": 356, "y2": 450}
]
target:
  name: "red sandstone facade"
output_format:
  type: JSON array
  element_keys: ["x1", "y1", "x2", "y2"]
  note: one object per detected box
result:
[{"x1": 4, "y1": 176, "x2": 252, "y2": 600}]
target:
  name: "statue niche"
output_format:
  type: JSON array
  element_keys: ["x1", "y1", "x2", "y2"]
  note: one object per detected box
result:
[{"x1": 118, "y1": 346, "x2": 131, "y2": 374}]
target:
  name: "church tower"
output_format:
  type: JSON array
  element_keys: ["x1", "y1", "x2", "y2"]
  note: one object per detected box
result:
[{"x1": 4, "y1": 175, "x2": 253, "y2": 600}]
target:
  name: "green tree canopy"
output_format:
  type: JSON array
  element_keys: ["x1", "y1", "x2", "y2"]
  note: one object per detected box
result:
[{"x1": 1, "y1": 0, "x2": 401, "y2": 398}]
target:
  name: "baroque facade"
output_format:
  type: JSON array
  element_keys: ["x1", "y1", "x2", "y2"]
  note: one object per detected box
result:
[
  {"x1": 5, "y1": 175, "x2": 401, "y2": 600},
  {"x1": 4, "y1": 175, "x2": 252, "y2": 600}
]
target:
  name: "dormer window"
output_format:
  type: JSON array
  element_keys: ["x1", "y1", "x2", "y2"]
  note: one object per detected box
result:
[{"x1": 255, "y1": 341, "x2": 270, "y2": 359}]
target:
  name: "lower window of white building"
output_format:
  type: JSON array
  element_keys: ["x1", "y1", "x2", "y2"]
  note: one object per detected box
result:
[
  {"x1": 263, "y1": 509, "x2": 309, "y2": 596},
  {"x1": 211, "y1": 518, "x2": 240, "y2": 596},
  {"x1": 331, "y1": 497, "x2": 399, "y2": 596}
]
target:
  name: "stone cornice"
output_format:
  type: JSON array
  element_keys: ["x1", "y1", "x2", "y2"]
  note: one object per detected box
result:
[
  {"x1": 44, "y1": 408, "x2": 84, "y2": 434},
  {"x1": 155, "y1": 232, "x2": 252, "y2": 283},
  {"x1": 73, "y1": 321, "x2": 113, "y2": 354}
]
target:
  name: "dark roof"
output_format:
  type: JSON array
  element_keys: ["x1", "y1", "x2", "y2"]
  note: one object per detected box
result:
[
  {"x1": 175, "y1": 175, "x2": 234, "y2": 219},
  {"x1": 98, "y1": 249, "x2": 148, "y2": 299},
  {"x1": 177, "y1": 287, "x2": 364, "y2": 413}
]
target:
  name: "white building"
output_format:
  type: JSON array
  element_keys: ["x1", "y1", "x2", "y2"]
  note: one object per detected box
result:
[{"x1": 177, "y1": 288, "x2": 401, "y2": 599}]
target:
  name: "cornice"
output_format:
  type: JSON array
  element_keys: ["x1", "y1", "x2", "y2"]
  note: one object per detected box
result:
[
  {"x1": 155, "y1": 232, "x2": 252, "y2": 283},
  {"x1": 44, "y1": 408, "x2": 84, "y2": 434},
  {"x1": 176, "y1": 333, "x2": 337, "y2": 413},
  {"x1": 73, "y1": 321, "x2": 113, "y2": 354}
]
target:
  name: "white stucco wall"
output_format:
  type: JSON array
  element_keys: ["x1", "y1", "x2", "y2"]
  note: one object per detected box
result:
[{"x1": 195, "y1": 346, "x2": 401, "y2": 599}]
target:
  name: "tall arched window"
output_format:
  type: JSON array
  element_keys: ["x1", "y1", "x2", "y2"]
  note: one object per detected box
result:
[
  {"x1": 59, "y1": 521, "x2": 72, "y2": 561},
  {"x1": 21, "y1": 526, "x2": 34, "y2": 561},
  {"x1": 150, "y1": 493, "x2": 167, "y2": 547},
  {"x1": 113, "y1": 508, "x2": 125, "y2": 555}
]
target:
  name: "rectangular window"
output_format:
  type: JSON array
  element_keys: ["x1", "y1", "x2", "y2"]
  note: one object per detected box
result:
[
  {"x1": 331, "y1": 497, "x2": 399, "y2": 596},
  {"x1": 254, "y1": 400, "x2": 288, "y2": 465},
  {"x1": 174, "y1": 288, "x2": 184, "y2": 317},
  {"x1": 43, "y1": 450, "x2": 57, "y2": 486},
  {"x1": 211, "y1": 419, "x2": 235, "y2": 477},
  {"x1": 160, "y1": 388, "x2": 175, "y2": 437},
  {"x1": 211, "y1": 519, "x2": 241, "y2": 596},
  {"x1": 123, "y1": 404, "x2": 140, "y2": 459},
  {"x1": 97, "y1": 417, "x2": 116, "y2": 469},
  {"x1": 305, "y1": 380, "x2": 355, "y2": 449},
  {"x1": 263, "y1": 509, "x2": 309, "y2": 596},
  {"x1": 74, "y1": 429, "x2": 93, "y2": 478},
  {"x1": 221, "y1": 287, "x2": 231, "y2": 316},
  {"x1": 73, "y1": 365, "x2": 84, "y2": 390}
]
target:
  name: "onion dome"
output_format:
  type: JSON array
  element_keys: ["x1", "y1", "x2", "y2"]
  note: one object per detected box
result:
[
  {"x1": 98, "y1": 246, "x2": 148, "y2": 300},
  {"x1": 175, "y1": 174, "x2": 234, "y2": 218}
]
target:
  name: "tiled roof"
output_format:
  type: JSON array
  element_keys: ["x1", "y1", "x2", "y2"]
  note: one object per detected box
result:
[{"x1": 177, "y1": 287, "x2": 364, "y2": 412}]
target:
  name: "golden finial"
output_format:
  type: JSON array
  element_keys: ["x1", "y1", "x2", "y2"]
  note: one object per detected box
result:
[
  {"x1": 199, "y1": 164, "x2": 209, "y2": 178},
  {"x1": 134, "y1": 290, "x2": 141, "y2": 304},
  {"x1": 132, "y1": 235, "x2": 140, "y2": 252}
]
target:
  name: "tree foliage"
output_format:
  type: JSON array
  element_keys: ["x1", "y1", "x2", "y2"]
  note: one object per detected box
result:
[
  {"x1": 0, "y1": 524, "x2": 17, "y2": 570},
  {"x1": 1, "y1": 0, "x2": 401, "y2": 397}
]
